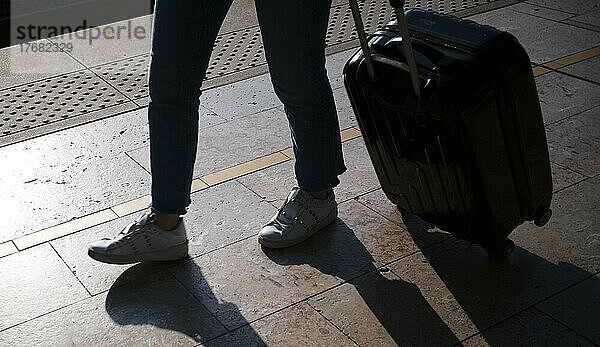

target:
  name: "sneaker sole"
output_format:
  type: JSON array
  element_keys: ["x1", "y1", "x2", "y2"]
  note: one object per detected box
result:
[
  {"x1": 87, "y1": 243, "x2": 189, "y2": 265},
  {"x1": 258, "y1": 211, "x2": 337, "y2": 249}
]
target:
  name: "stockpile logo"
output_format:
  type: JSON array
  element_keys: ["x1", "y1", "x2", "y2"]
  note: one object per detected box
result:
[{"x1": 9, "y1": 0, "x2": 151, "y2": 74}]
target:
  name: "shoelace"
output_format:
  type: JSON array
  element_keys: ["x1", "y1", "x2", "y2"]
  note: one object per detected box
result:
[
  {"x1": 271, "y1": 188, "x2": 310, "y2": 230},
  {"x1": 114, "y1": 212, "x2": 152, "y2": 240}
]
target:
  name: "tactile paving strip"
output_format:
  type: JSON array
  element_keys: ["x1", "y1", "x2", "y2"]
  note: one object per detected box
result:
[
  {"x1": 0, "y1": 70, "x2": 127, "y2": 137},
  {"x1": 1, "y1": 0, "x2": 503, "y2": 144}
]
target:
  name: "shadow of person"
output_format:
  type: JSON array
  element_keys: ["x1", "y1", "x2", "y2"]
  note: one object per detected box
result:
[
  {"x1": 263, "y1": 218, "x2": 461, "y2": 346},
  {"x1": 105, "y1": 260, "x2": 265, "y2": 345},
  {"x1": 398, "y1": 211, "x2": 597, "y2": 344}
]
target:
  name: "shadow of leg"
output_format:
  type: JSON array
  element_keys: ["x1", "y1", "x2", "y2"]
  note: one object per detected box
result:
[
  {"x1": 105, "y1": 261, "x2": 265, "y2": 345},
  {"x1": 263, "y1": 217, "x2": 460, "y2": 345}
]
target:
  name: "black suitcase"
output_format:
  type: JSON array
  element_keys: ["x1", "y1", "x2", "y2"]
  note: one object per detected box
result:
[{"x1": 344, "y1": 0, "x2": 553, "y2": 257}]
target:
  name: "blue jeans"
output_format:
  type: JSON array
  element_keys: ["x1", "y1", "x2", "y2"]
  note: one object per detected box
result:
[{"x1": 148, "y1": 0, "x2": 346, "y2": 215}]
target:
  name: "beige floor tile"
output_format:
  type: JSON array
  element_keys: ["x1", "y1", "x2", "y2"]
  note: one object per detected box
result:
[
  {"x1": 526, "y1": 0, "x2": 599, "y2": 15},
  {"x1": 111, "y1": 194, "x2": 152, "y2": 217},
  {"x1": 200, "y1": 74, "x2": 281, "y2": 121},
  {"x1": 127, "y1": 107, "x2": 292, "y2": 178},
  {"x1": 14, "y1": 208, "x2": 117, "y2": 250},
  {"x1": 0, "y1": 39, "x2": 85, "y2": 90},
  {"x1": 338, "y1": 200, "x2": 421, "y2": 269},
  {"x1": 326, "y1": 49, "x2": 356, "y2": 90},
  {"x1": 309, "y1": 267, "x2": 473, "y2": 346},
  {"x1": 537, "y1": 275, "x2": 600, "y2": 345},
  {"x1": 183, "y1": 180, "x2": 277, "y2": 257},
  {"x1": 333, "y1": 87, "x2": 359, "y2": 130},
  {"x1": 170, "y1": 199, "x2": 418, "y2": 330},
  {"x1": 220, "y1": 0, "x2": 258, "y2": 34},
  {"x1": 237, "y1": 159, "x2": 296, "y2": 208},
  {"x1": 201, "y1": 152, "x2": 288, "y2": 186},
  {"x1": 203, "y1": 303, "x2": 356, "y2": 346},
  {"x1": 356, "y1": 189, "x2": 452, "y2": 248},
  {"x1": 0, "y1": 152, "x2": 150, "y2": 244},
  {"x1": 550, "y1": 162, "x2": 587, "y2": 192},
  {"x1": 169, "y1": 237, "x2": 341, "y2": 330},
  {"x1": 51, "y1": 180, "x2": 276, "y2": 295},
  {"x1": 50, "y1": 214, "x2": 171, "y2": 296},
  {"x1": 334, "y1": 139, "x2": 381, "y2": 202},
  {"x1": 470, "y1": 7, "x2": 599, "y2": 64},
  {"x1": 0, "y1": 244, "x2": 89, "y2": 331},
  {"x1": 462, "y1": 308, "x2": 595, "y2": 347},
  {"x1": 561, "y1": 56, "x2": 600, "y2": 84},
  {"x1": 511, "y1": 2, "x2": 573, "y2": 21},
  {"x1": 386, "y1": 234, "x2": 595, "y2": 338},
  {"x1": 237, "y1": 138, "x2": 380, "y2": 207},
  {"x1": 49, "y1": 15, "x2": 152, "y2": 67},
  {"x1": 536, "y1": 72, "x2": 600, "y2": 125},
  {"x1": 0, "y1": 271, "x2": 226, "y2": 346},
  {"x1": 0, "y1": 241, "x2": 18, "y2": 258},
  {"x1": 546, "y1": 106, "x2": 600, "y2": 177},
  {"x1": 565, "y1": 10, "x2": 600, "y2": 32}
]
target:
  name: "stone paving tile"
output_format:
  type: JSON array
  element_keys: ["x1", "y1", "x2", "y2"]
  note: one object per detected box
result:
[
  {"x1": 526, "y1": 0, "x2": 599, "y2": 15},
  {"x1": 386, "y1": 236, "x2": 594, "y2": 343},
  {"x1": 545, "y1": 106, "x2": 599, "y2": 177},
  {"x1": 77, "y1": 106, "x2": 224, "y2": 155},
  {"x1": 308, "y1": 267, "x2": 473, "y2": 346},
  {"x1": 51, "y1": 180, "x2": 275, "y2": 295},
  {"x1": 0, "y1": 39, "x2": 85, "y2": 90},
  {"x1": 0, "y1": 152, "x2": 150, "y2": 244},
  {"x1": 470, "y1": 6, "x2": 599, "y2": 64},
  {"x1": 356, "y1": 189, "x2": 405, "y2": 226},
  {"x1": 333, "y1": 139, "x2": 381, "y2": 202},
  {"x1": 565, "y1": 10, "x2": 600, "y2": 32},
  {"x1": 182, "y1": 180, "x2": 277, "y2": 257},
  {"x1": 50, "y1": 215, "x2": 170, "y2": 296},
  {"x1": 326, "y1": 49, "x2": 356, "y2": 90},
  {"x1": 461, "y1": 308, "x2": 595, "y2": 347},
  {"x1": 550, "y1": 162, "x2": 587, "y2": 192},
  {"x1": 0, "y1": 271, "x2": 227, "y2": 346},
  {"x1": 537, "y1": 275, "x2": 600, "y2": 345},
  {"x1": 511, "y1": 2, "x2": 574, "y2": 21},
  {"x1": 560, "y1": 56, "x2": 600, "y2": 84},
  {"x1": 220, "y1": 0, "x2": 258, "y2": 34},
  {"x1": 49, "y1": 16, "x2": 153, "y2": 67},
  {"x1": 536, "y1": 72, "x2": 599, "y2": 125},
  {"x1": 200, "y1": 74, "x2": 282, "y2": 121},
  {"x1": 203, "y1": 303, "x2": 356, "y2": 346},
  {"x1": 333, "y1": 86, "x2": 358, "y2": 130},
  {"x1": 0, "y1": 107, "x2": 148, "y2": 188},
  {"x1": 236, "y1": 159, "x2": 295, "y2": 208},
  {"x1": 0, "y1": 243, "x2": 89, "y2": 331},
  {"x1": 170, "y1": 199, "x2": 418, "y2": 330},
  {"x1": 355, "y1": 188, "x2": 452, "y2": 248},
  {"x1": 170, "y1": 236, "x2": 340, "y2": 331},
  {"x1": 0, "y1": 241, "x2": 17, "y2": 258},
  {"x1": 238, "y1": 138, "x2": 380, "y2": 207},
  {"x1": 127, "y1": 107, "x2": 291, "y2": 178}
]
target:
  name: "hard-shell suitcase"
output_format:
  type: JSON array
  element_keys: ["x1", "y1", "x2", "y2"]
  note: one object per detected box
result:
[{"x1": 344, "y1": 0, "x2": 553, "y2": 257}]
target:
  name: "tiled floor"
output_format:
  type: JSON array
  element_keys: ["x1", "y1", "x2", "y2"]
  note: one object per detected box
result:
[{"x1": 0, "y1": 1, "x2": 599, "y2": 346}]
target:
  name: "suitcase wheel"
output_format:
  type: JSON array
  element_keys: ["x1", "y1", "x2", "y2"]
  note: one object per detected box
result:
[
  {"x1": 487, "y1": 239, "x2": 515, "y2": 259},
  {"x1": 534, "y1": 207, "x2": 552, "y2": 227}
]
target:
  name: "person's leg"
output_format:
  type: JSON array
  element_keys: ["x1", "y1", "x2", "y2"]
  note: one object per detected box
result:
[
  {"x1": 88, "y1": 0, "x2": 232, "y2": 264},
  {"x1": 255, "y1": 0, "x2": 346, "y2": 248},
  {"x1": 255, "y1": 0, "x2": 345, "y2": 193},
  {"x1": 148, "y1": 0, "x2": 233, "y2": 224}
]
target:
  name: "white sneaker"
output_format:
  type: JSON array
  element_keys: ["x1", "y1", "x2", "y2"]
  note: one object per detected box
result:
[
  {"x1": 88, "y1": 211, "x2": 188, "y2": 264},
  {"x1": 258, "y1": 186, "x2": 337, "y2": 248}
]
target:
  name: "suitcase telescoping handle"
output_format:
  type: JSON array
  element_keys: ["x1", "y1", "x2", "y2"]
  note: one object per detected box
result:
[{"x1": 348, "y1": 0, "x2": 421, "y2": 98}]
